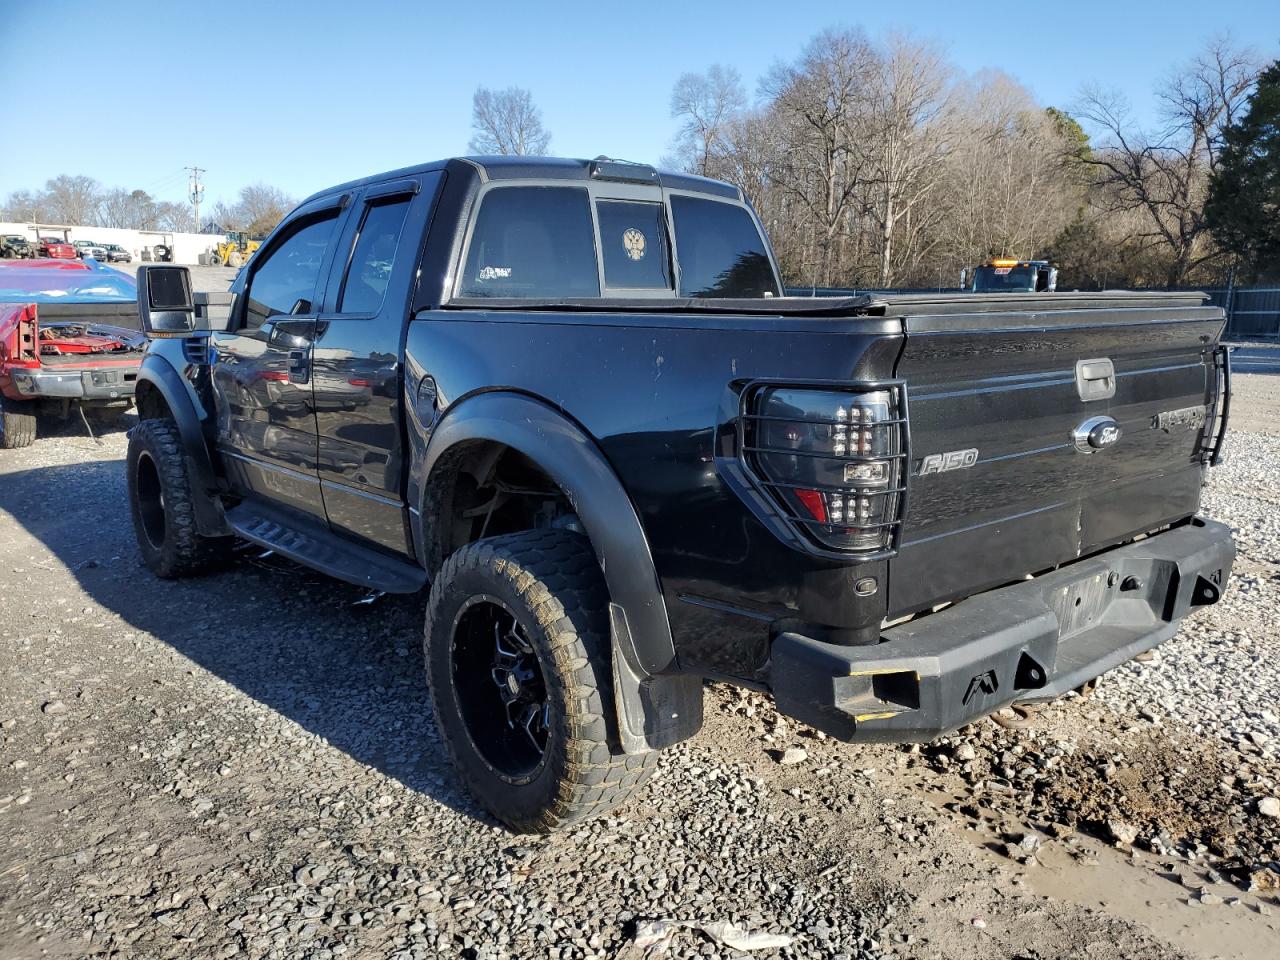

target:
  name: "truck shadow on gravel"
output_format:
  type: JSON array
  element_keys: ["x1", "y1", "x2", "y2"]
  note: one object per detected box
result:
[{"x1": 0, "y1": 459, "x2": 496, "y2": 826}]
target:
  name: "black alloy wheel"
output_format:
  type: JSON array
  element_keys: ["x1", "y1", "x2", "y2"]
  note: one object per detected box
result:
[{"x1": 451, "y1": 596, "x2": 550, "y2": 780}]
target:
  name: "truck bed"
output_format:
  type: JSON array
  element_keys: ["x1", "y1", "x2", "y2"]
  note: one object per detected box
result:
[{"x1": 33, "y1": 300, "x2": 143, "y2": 331}]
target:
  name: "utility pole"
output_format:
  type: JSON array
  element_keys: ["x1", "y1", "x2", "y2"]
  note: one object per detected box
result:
[{"x1": 186, "y1": 166, "x2": 206, "y2": 232}]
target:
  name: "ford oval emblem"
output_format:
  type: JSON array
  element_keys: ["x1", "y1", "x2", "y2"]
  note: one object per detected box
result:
[
  {"x1": 1089, "y1": 421, "x2": 1121, "y2": 448},
  {"x1": 1073, "y1": 415, "x2": 1121, "y2": 454}
]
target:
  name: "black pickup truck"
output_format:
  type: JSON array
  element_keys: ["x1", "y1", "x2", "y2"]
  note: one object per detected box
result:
[{"x1": 127, "y1": 156, "x2": 1234, "y2": 832}]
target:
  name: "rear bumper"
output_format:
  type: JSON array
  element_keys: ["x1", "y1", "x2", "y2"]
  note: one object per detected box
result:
[
  {"x1": 6, "y1": 364, "x2": 138, "y2": 400},
  {"x1": 770, "y1": 518, "x2": 1235, "y2": 742}
]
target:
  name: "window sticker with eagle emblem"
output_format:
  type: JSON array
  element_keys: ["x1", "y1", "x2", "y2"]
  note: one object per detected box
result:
[
  {"x1": 623, "y1": 227, "x2": 646, "y2": 261},
  {"x1": 596, "y1": 200, "x2": 671, "y2": 290}
]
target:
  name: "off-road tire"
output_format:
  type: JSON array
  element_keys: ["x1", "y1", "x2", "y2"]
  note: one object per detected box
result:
[
  {"x1": 127, "y1": 418, "x2": 233, "y2": 577},
  {"x1": 424, "y1": 529, "x2": 658, "y2": 832},
  {"x1": 0, "y1": 398, "x2": 37, "y2": 448},
  {"x1": 227, "y1": 251, "x2": 244, "y2": 268}
]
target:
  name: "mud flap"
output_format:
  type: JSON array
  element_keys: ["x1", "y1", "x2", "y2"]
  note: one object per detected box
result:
[{"x1": 609, "y1": 603, "x2": 703, "y2": 754}]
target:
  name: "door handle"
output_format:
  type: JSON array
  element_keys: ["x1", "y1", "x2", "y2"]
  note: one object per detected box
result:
[
  {"x1": 262, "y1": 317, "x2": 315, "y2": 349},
  {"x1": 288, "y1": 349, "x2": 310, "y2": 385},
  {"x1": 1075, "y1": 358, "x2": 1115, "y2": 401}
]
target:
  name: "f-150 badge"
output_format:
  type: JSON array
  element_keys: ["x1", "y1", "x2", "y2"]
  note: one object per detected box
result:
[
  {"x1": 918, "y1": 448, "x2": 979, "y2": 475},
  {"x1": 623, "y1": 228, "x2": 646, "y2": 261},
  {"x1": 1152, "y1": 405, "x2": 1206, "y2": 431}
]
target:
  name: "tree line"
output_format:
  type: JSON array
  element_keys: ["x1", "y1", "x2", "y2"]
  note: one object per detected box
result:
[
  {"x1": 1, "y1": 176, "x2": 295, "y2": 239},
  {"x1": 667, "y1": 31, "x2": 1271, "y2": 290},
  {"x1": 464, "y1": 34, "x2": 1276, "y2": 291},
  {"x1": 7, "y1": 37, "x2": 1275, "y2": 288}
]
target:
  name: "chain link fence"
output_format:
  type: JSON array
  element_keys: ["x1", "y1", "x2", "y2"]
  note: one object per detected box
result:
[{"x1": 1201, "y1": 287, "x2": 1280, "y2": 341}]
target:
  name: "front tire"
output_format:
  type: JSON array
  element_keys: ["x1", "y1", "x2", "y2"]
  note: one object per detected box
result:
[
  {"x1": 127, "y1": 419, "x2": 233, "y2": 577},
  {"x1": 424, "y1": 530, "x2": 657, "y2": 832},
  {"x1": 0, "y1": 397, "x2": 37, "y2": 448}
]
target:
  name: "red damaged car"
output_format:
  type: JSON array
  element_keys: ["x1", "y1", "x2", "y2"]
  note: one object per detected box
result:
[
  {"x1": 1, "y1": 259, "x2": 145, "y2": 448},
  {"x1": 36, "y1": 237, "x2": 77, "y2": 259}
]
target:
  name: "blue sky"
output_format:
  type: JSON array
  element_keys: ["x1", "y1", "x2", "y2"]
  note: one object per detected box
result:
[{"x1": 1, "y1": 0, "x2": 1275, "y2": 211}]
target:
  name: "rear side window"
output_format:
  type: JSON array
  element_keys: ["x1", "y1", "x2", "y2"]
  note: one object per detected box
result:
[
  {"x1": 596, "y1": 200, "x2": 670, "y2": 291},
  {"x1": 671, "y1": 195, "x2": 778, "y2": 298},
  {"x1": 338, "y1": 196, "x2": 412, "y2": 314},
  {"x1": 459, "y1": 187, "x2": 599, "y2": 298}
]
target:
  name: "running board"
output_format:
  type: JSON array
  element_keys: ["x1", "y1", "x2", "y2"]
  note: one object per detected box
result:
[{"x1": 226, "y1": 503, "x2": 427, "y2": 594}]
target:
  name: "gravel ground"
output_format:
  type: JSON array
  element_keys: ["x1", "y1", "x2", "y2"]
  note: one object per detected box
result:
[{"x1": 1, "y1": 376, "x2": 1278, "y2": 960}]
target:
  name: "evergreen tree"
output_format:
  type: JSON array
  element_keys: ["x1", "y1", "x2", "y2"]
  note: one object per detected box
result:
[{"x1": 1206, "y1": 61, "x2": 1280, "y2": 281}]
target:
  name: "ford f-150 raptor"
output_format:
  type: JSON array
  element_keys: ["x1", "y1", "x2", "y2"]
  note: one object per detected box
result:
[{"x1": 125, "y1": 156, "x2": 1235, "y2": 832}]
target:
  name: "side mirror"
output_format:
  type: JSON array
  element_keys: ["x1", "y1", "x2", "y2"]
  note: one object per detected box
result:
[
  {"x1": 1047, "y1": 267, "x2": 1059, "y2": 293},
  {"x1": 959, "y1": 268, "x2": 969, "y2": 290},
  {"x1": 137, "y1": 264, "x2": 195, "y2": 337}
]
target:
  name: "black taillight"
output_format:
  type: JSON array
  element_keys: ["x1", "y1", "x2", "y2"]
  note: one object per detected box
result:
[{"x1": 740, "y1": 383, "x2": 909, "y2": 555}]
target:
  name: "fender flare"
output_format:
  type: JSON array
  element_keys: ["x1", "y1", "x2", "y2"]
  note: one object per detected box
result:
[
  {"x1": 415, "y1": 391, "x2": 702, "y2": 752},
  {"x1": 135, "y1": 353, "x2": 230, "y2": 537}
]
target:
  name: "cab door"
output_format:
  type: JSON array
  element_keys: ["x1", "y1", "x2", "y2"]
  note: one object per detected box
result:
[
  {"x1": 310, "y1": 174, "x2": 443, "y2": 553},
  {"x1": 210, "y1": 197, "x2": 346, "y2": 520}
]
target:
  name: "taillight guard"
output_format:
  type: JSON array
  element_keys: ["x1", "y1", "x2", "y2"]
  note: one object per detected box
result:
[{"x1": 738, "y1": 379, "x2": 911, "y2": 559}]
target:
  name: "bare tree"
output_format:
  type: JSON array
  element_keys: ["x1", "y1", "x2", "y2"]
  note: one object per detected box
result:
[
  {"x1": 155, "y1": 201, "x2": 196, "y2": 233},
  {"x1": 762, "y1": 28, "x2": 878, "y2": 287},
  {"x1": 1076, "y1": 37, "x2": 1259, "y2": 286},
  {"x1": 468, "y1": 86, "x2": 552, "y2": 156},
  {"x1": 1, "y1": 189, "x2": 46, "y2": 222},
  {"x1": 236, "y1": 183, "x2": 294, "y2": 236},
  {"x1": 661, "y1": 26, "x2": 1252, "y2": 292},
  {"x1": 40, "y1": 175, "x2": 103, "y2": 225},
  {"x1": 860, "y1": 35, "x2": 955, "y2": 287},
  {"x1": 670, "y1": 65, "x2": 746, "y2": 176},
  {"x1": 99, "y1": 188, "x2": 161, "y2": 229},
  {"x1": 207, "y1": 200, "x2": 239, "y2": 233},
  {"x1": 4, "y1": 176, "x2": 283, "y2": 237},
  {"x1": 938, "y1": 72, "x2": 1081, "y2": 273},
  {"x1": 98, "y1": 188, "x2": 134, "y2": 229},
  {"x1": 203, "y1": 184, "x2": 293, "y2": 236}
]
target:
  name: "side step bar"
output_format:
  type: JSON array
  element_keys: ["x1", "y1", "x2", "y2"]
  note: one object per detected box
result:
[{"x1": 226, "y1": 502, "x2": 427, "y2": 594}]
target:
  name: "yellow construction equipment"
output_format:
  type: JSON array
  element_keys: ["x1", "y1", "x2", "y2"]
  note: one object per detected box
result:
[{"x1": 210, "y1": 232, "x2": 261, "y2": 268}]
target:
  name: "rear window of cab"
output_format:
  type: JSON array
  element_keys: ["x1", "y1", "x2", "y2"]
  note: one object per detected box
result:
[{"x1": 457, "y1": 185, "x2": 778, "y2": 300}]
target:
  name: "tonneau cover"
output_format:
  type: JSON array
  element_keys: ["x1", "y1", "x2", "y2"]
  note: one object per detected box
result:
[
  {"x1": 443, "y1": 295, "x2": 878, "y2": 316},
  {"x1": 445, "y1": 290, "x2": 1210, "y2": 319}
]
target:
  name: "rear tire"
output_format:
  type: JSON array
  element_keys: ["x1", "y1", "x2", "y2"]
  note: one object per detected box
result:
[
  {"x1": 0, "y1": 398, "x2": 37, "y2": 448},
  {"x1": 424, "y1": 529, "x2": 657, "y2": 833},
  {"x1": 227, "y1": 251, "x2": 243, "y2": 268},
  {"x1": 127, "y1": 419, "x2": 233, "y2": 577}
]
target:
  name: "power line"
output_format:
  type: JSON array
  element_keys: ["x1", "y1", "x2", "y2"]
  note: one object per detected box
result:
[{"x1": 142, "y1": 169, "x2": 189, "y2": 193}]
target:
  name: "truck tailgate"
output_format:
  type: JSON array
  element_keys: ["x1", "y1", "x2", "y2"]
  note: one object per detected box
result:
[
  {"x1": 888, "y1": 293, "x2": 1225, "y2": 617},
  {"x1": 34, "y1": 300, "x2": 142, "y2": 331}
]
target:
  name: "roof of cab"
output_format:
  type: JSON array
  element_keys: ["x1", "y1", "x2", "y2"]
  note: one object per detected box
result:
[{"x1": 302, "y1": 156, "x2": 742, "y2": 205}]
